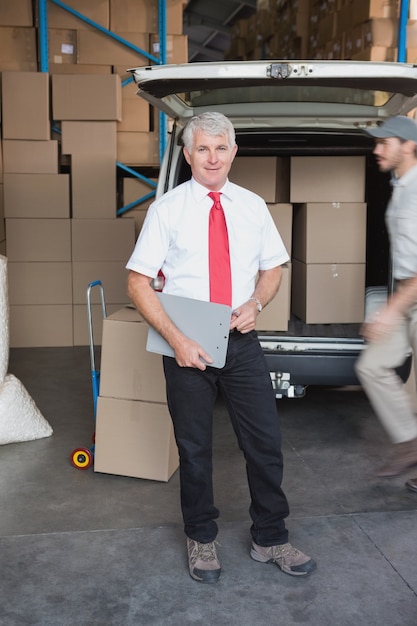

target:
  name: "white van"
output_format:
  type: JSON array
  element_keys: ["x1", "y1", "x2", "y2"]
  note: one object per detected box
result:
[{"x1": 128, "y1": 60, "x2": 416, "y2": 397}]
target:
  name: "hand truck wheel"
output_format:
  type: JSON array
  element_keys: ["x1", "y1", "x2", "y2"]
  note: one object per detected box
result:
[{"x1": 70, "y1": 447, "x2": 93, "y2": 470}]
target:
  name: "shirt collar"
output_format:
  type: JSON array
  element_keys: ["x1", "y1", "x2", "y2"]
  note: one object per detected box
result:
[
  {"x1": 391, "y1": 163, "x2": 417, "y2": 187},
  {"x1": 190, "y1": 177, "x2": 232, "y2": 203}
]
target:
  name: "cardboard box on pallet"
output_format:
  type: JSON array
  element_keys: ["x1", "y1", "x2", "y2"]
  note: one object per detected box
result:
[
  {"x1": 99, "y1": 306, "x2": 167, "y2": 404},
  {"x1": 1, "y1": 71, "x2": 50, "y2": 140},
  {"x1": 3, "y1": 173, "x2": 70, "y2": 219},
  {"x1": 94, "y1": 395, "x2": 179, "y2": 482},
  {"x1": 291, "y1": 259, "x2": 366, "y2": 324}
]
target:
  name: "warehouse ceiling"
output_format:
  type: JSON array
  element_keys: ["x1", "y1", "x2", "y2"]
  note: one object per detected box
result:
[{"x1": 182, "y1": 0, "x2": 257, "y2": 63}]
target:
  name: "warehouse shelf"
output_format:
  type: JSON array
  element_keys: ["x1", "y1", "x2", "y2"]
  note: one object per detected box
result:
[{"x1": 37, "y1": 0, "x2": 170, "y2": 216}]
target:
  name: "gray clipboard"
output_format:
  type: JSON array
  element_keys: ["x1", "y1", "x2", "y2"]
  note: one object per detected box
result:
[{"x1": 146, "y1": 292, "x2": 232, "y2": 368}]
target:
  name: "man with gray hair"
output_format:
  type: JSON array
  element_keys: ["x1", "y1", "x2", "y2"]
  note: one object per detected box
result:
[
  {"x1": 355, "y1": 116, "x2": 417, "y2": 483},
  {"x1": 126, "y1": 111, "x2": 316, "y2": 582}
]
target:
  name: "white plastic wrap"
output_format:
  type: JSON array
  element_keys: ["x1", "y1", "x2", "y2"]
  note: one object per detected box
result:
[
  {"x1": 0, "y1": 255, "x2": 9, "y2": 385},
  {"x1": 0, "y1": 255, "x2": 53, "y2": 444},
  {"x1": 0, "y1": 374, "x2": 53, "y2": 444}
]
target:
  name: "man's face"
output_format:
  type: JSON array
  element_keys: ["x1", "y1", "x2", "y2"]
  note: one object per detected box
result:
[
  {"x1": 183, "y1": 130, "x2": 238, "y2": 191},
  {"x1": 373, "y1": 136, "x2": 406, "y2": 172}
]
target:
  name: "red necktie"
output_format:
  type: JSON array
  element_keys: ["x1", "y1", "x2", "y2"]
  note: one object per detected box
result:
[{"x1": 208, "y1": 191, "x2": 232, "y2": 306}]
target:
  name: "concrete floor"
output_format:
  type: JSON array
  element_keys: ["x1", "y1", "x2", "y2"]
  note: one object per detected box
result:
[{"x1": 1, "y1": 346, "x2": 417, "y2": 625}]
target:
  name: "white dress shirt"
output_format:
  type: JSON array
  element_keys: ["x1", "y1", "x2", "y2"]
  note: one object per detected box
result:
[{"x1": 126, "y1": 177, "x2": 289, "y2": 310}]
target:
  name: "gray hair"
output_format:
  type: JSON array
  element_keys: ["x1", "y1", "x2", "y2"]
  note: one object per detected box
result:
[{"x1": 182, "y1": 112, "x2": 236, "y2": 152}]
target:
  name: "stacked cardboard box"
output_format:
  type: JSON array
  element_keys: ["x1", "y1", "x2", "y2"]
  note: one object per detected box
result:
[
  {"x1": 229, "y1": 156, "x2": 292, "y2": 331},
  {"x1": 0, "y1": 0, "x2": 188, "y2": 346},
  {"x1": 1, "y1": 70, "x2": 136, "y2": 346},
  {"x1": 229, "y1": 155, "x2": 367, "y2": 326},
  {"x1": 290, "y1": 156, "x2": 366, "y2": 324},
  {"x1": 94, "y1": 306, "x2": 179, "y2": 481},
  {"x1": 226, "y1": 0, "x2": 401, "y2": 61}
]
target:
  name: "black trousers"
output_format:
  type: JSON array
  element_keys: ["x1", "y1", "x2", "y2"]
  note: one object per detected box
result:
[{"x1": 163, "y1": 330, "x2": 290, "y2": 546}]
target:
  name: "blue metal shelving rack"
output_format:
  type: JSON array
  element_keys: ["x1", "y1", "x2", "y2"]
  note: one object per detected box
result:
[{"x1": 37, "y1": 0, "x2": 169, "y2": 216}]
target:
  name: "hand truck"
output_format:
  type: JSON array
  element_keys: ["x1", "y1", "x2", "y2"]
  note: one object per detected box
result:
[{"x1": 70, "y1": 280, "x2": 107, "y2": 470}]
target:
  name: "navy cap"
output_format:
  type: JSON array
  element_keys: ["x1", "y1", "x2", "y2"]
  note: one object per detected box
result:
[{"x1": 366, "y1": 116, "x2": 417, "y2": 143}]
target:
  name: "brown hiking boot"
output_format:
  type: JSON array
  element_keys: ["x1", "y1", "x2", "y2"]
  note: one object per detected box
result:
[
  {"x1": 250, "y1": 541, "x2": 317, "y2": 576},
  {"x1": 187, "y1": 538, "x2": 221, "y2": 583},
  {"x1": 375, "y1": 437, "x2": 417, "y2": 477}
]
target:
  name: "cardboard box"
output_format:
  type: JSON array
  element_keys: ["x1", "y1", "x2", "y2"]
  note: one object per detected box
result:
[
  {"x1": 351, "y1": 46, "x2": 397, "y2": 62},
  {"x1": 291, "y1": 259, "x2": 365, "y2": 324},
  {"x1": 256, "y1": 263, "x2": 291, "y2": 331},
  {"x1": 3, "y1": 173, "x2": 70, "y2": 218},
  {"x1": 110, "y1": 0, "x2": 184, "y2": 35},
  {"x1": 8, "y1": 262, "x2": 72, "y2": 305},
  {"x1": 72, "y1": 261, "x2": 130, "y2": 304},
  {"x1": 0, "y1": 185, "x2": 5, "y2": 241},
  {"x1": 292, "y1": 203, "x2": 367, "y2": 263},
  {"x1": 0, "y1": 27, "x2": 37, "y2": 71},
  {"x1": 61, "y1": 121, "x2": 117, "y2": 218},
  {"x1": 71, "y1": 218, "x2": 135, "y2": 261},
  {"x1": 6, "y1": 218, "x2": 71, "y2": 262},
  {"x1": 110, "y1": 0, "x2": 158, "y2": 33},
  {"x1": 120, "y1": 176, "x2": 156, "y2": 236},
  {"x1": 48, "y1": 63, "x2": 113, "y2": 75},
  {"x1": 362, "y1": 18, "x2": 398, "y2": 48},
  {"x1": 118, "y1": 98, "x2": 150, "y2": 132},
  {"x1": 267, "y1": 203, "x2": 293, "y2": 257},
  {"x1": 9, "y1": 304, "x2": 73, "y2": 347},
  {"x1": 290, "y1": 156, "x2": 366, "y2": 203},
  {"x1": 229, "y1": 157, "x2": 290, "y2": 203},
  {"x1": 73, "y1": 302, "x2": 125, "y2": 346},
  {"x1": 0, "y1": 0, "x2": 33, "y2": 26},
  {"x1": 94, "y1": 396, "x2": 179, "y2": 482},
  {"x1": 2, "y1": 140, "x2": 58, "y2": 174},
  {"x1": 2, "y1": 71, "x2": 50, "y2": 140},
  {"x1": 48, "y1": 28, "x2": 77, "y2": 64},
  {"x1": 123, "y1": 176, "x2": 157, "y2": 206},
  {"x1": 52, "y1": 74, "x2": 122, "y2": 121},
  {"x1": 149, "y1": 34, "x2": 188, "y2": 64},
  {"x1": 99, "y1": 306, "x2": 167, "y2": 403},
  {"x1": 61, "y1": 121, "x2": 117, "y2": 156},
  {"x1": 77, "y1": 30, "x2": 149, "y2": 66},
  {"x1": 71, "y1": 156, "x2": 117, "y2": 218},
  {"x1": 351, "y1": 0, "x2": 398, "y2": 25},
  {"x1": 44, "y1": 0, "x2": 110, "y2": 30},
  {"x1": 117, "y1": 131, "x2": 160, "y2": 166}
]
